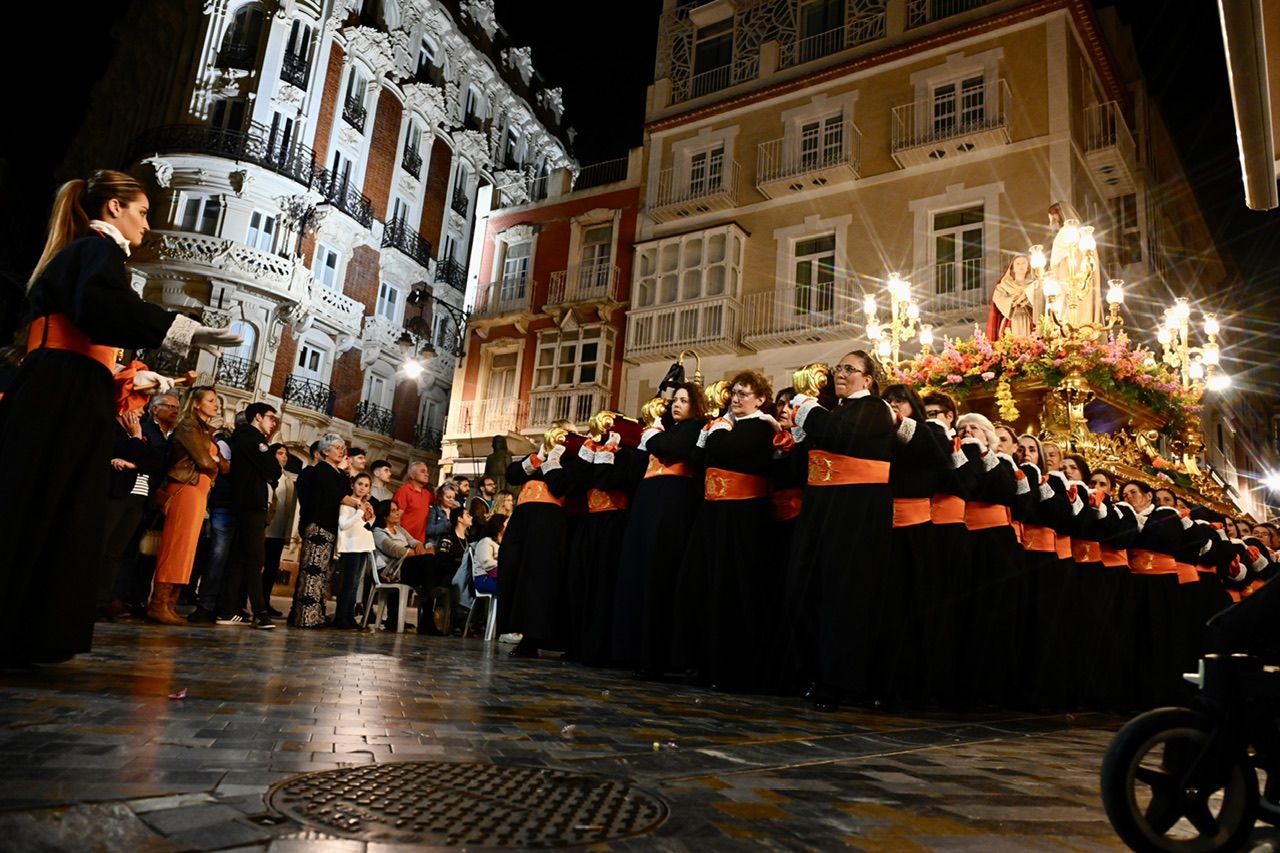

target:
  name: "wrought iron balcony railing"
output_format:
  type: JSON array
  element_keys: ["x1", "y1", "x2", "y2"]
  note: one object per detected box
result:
[
  {"x1": 434, "y1": 257, "x2": 467, "y2": 293},
  {"x1": 280, "y1": 51, "x2": 310, "y2": 89},
  {"x1": 213, "y1": 354, "x2": 258, "y2": 391},
  {"x1": 413, "y1": 423, "x2": 443, "y2": 452},
  {"x1": 217, "y1": 42, "x2": 257, "y2": 71},
  {"x1": 382, "y1": 218, "x2": 432, "y2": 268},
  {"x1": 450, "y1": 187, "x2": 470, "y2": 217},
  {"x1": 355, "y1": 400, "x2": 395, "y2": 435},
  {"x1": 131, "y1": 123, "x2": 320, "y2": 189},
  {"x1": 135, "y1": 347, "x2": 199, "y2": 377},
  {"x1": 313, "y1": 168, "x2": 374, "y2": 228},
  {"x1": 401, "y1": 146, "x2": 422, "y2": 178},
  {"x1": 342, "y1": 95, "x2": 367, "y2": 133},
  {"x1": 282, "y1": 375, "x2": 335, "y2": 415}
]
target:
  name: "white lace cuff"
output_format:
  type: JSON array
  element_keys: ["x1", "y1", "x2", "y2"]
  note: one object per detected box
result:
[{"x1": 161, "y1": 314, "x2": 200, "y2": 355}]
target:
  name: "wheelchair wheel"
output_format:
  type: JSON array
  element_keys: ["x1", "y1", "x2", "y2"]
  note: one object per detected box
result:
[{"x1": 1101, "y1": 707, "x2": 1258, "y2": 852}]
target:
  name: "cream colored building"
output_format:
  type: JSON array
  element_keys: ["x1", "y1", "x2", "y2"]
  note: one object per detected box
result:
[{"x1": 621, "y1": 0, "x2": 1225, "y2": 413}]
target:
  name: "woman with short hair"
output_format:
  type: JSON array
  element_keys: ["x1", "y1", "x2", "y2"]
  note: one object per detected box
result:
[{"x1": 290, "y1": 433, "x2": 356, "y2": 628}]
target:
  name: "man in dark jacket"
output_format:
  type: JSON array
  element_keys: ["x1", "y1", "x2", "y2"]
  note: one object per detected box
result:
[
  {"x1": 220, "y1": 402, "x2": 282, "y2": 629},
  {"x1": 116, "y1": 393, "x2": 179, "y2": 617}
]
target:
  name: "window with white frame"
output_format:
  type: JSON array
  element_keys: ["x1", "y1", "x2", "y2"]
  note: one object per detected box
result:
[
  {"x1": 179, "y1": 194, "x2": 221, "y2": 236},
  {"x1": 432, "y1": 313, "x2": 451, "y2": 351},
  {"x1": 246, "y1": 210, "x2": 276, "y2": 252},
  {"x1": 344, "y1": 66, "x2": 368, "y2": 106},
  {"x1": 633, "y1": 224, "x2": 744, "y2": 309},
  {"x1": 267, "y1": 111, "x2": 294, "y2": 154},
  {"x1": 693, "y1": 18, "x2": 733, "y2": 91},
  {"x1": 210, "y1": 98, "x2": 247, "y2": 133},
  {"x1": 313, "y1": 243, "x2": 341, "y2": 289},
  {"x1": 688, "y1": 144, "x2": 725, "y2": 196},
  {"x1": 464, "y1": 86, "x2": 482, "y2": 124},
  {"x1": 377, "y1": 280, "x2": 402, "y2": 322},
  {"x1": 932, "y1": 75, "x2": 986, "y2": 137},
  {"x1": 485, "y1": 351, "x2": 518, "y2": 399},
  {"x1": 798, "y1": 0, "x2": 845, "y2": 60},
  {"x1": 503, "y1": 126, "x2": 521, "y2": 167},
  {"x1": 932, "y1": 205, "x2": 984, "y2": 296},
  {"x1": 793, "y1": 234, "x2": 835, "y2": 315},
  {"x1": 285, "y1": 19, "x2": 312, "y2": 62},
  {"x1": 533, "y1": 327, "x2": 614, "y2": 389},
  {"x1": 500, "y1": 241, "x2": 531, "y2": 298},
  {"x1": 799, "y1": 113, "x2": 844, "y2": 170},
  {"x1": 225, "y1": 320, "x2": 257, "y2": 362},
  {"x1": 363, "y1": 371, "x2": 390, "y2": 407},
  {"x1": 578, "y1": 223, "x2": 613, "y2": 292},
  {"x1": 403, "y1": 120, "x2": 423, "y2": 167},
  {"x1": 331, "y1": 149, "x2": 354, "y2": 192},
  {"x1": 295, "y1": 337, "x2": 330, "y2": 380},
  {"x1": 417, "y1": 36, "x2": 437, "y2": 77},
  {"x1": 390, "y1": 196, "x2": 411, "y2": 226}
]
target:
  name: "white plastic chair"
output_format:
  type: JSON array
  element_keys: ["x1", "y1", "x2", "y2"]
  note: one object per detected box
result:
[
  {"x1": 361, "y1": 552, "x2": 417, "y2": 633},
  {"x1": 462, "y1": 567, "x2": 497, "y2": 642}
]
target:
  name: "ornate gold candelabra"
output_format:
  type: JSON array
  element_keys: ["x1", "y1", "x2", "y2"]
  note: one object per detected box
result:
[
  {"x1": 863, "y1": 272, "x2": 926, "y2": 367},
  {"x1": 1158, "y1": 298, "x2": 1227, "y2": 393}
]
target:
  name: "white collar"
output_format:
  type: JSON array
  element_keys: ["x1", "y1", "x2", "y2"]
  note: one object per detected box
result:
[
  {"x1": 843, "y1": 389, "x2": 871, "y2": 400},
  {"x1": 90, "y1": 220, "x2": 131, "y2": 256},
  {"x1": 734, "y1": 410, "x2": 766, "y2": 422}
]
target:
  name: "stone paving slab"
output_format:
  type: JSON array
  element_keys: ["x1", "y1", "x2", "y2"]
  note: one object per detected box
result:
[{"x1": 0, "y1": 618, "x2": 1276, "y2": 850}]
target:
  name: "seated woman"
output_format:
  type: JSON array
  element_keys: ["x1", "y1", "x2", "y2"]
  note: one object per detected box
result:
[
  {"x1": 371, "y1": 499, "x2": 434, "y2": 632},
  {"x1": 472, "y1": 513, "x2": 508, "y2": 596}
]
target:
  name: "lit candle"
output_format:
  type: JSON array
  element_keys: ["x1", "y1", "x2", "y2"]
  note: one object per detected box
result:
[
  {"x1": 1078, "y1": 225, "x2": 1096, "y2": 253},
  {"x1": 1203, "y1": 314, "x2": 1220, "y2": 337},
  {"x1": 906, "y1": 301, "x2": 920, "y2": 320},
  {"x1": 1202, "y1": 341, "x2": 1220, "y2": 366},
  {"x1": 919, "y1": 324, "x2": 934, "y2": 347},
  {"x1": 863, "y1": 294, "x2": 877, "y2": 317},
  {"x1": 1106, "y1": 278, "x2": 1124, "y2": 305},
  {"x1": 876, "y1": 337, "x2": 892, "y2": 360},
  {"x1": 1189, "y1": 358, "x2": 1205, "y2": 380},
  {"x1": 1029, "y1": 245, "x2": 1046, "y2": 271},
  {"x1": 1042, "y1": 276, "x2": 1061, "y2": 298},
  {"x1": 1172, "y1": 297, "x2": 1191, "y2": 323}
]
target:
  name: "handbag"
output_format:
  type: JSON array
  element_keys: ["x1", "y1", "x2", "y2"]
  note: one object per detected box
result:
[{"x1": 138, "y1": 527, "x2": 163, "y2": 557}]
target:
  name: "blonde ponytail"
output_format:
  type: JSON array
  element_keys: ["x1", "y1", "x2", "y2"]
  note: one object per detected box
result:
[{"x1": 28, "y1": 169, "x2": 146, "y2": 288}]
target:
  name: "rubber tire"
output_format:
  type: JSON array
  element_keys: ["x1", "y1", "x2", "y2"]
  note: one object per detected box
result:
[{"x1": 1100, "y1": 706, "x2": 1258, "y2": 853}]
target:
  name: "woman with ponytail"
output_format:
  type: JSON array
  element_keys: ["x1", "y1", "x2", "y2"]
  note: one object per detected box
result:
[{"x1": 0, "y1": 170, "x2": 240, "y2": 664}]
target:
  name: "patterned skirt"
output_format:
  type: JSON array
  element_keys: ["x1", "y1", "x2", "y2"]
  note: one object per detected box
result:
[{"x1": 290, "y1": 524, "x2": 336, "y2": 628}]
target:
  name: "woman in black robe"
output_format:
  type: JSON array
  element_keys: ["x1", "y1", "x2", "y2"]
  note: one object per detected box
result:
[
  {"x1": 784, "y1": 351, "x2": 897, "y2": 710},
  {"x1": 0, "y1": 170, "x2": 236, "y2": 664},
  {"x1": 673, "y1": 370, "x2": 778, "y2": 693},
  {"x1": 498, "y1": 421, "x2": 575, "y2": 658},
  {"x1": 612, "y1": 385, "x2": 705, "y2": 676}
]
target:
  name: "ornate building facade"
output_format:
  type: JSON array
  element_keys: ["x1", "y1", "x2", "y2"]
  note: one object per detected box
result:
[{"x1": 64, "y1": 0, "x2": 572, "y2": 474}]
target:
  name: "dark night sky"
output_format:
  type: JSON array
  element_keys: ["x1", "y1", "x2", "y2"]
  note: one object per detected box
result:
[{"x1": 2, "y1": 1, "x2": 1276, "y2": 386}]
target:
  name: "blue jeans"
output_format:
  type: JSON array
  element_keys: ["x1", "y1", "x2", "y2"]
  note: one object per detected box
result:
[
  {"x1": 197, "y1": 507, "x2": 237, "y2": 613},
  {"x1": 474, "y1": 573, "x2": 497, "y2": 595},
  {"x1": 336, "y1": 552, "x2": 368, "y2": 626}
]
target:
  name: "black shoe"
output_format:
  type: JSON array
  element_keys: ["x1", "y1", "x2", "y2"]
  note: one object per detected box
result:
[
  {"x1": 187, "y1": 607, "x2": 216, "y2": 624},
  {"x1": 266, "y1": 606, "x2": 285, "y2": 619},
  {"x1": 252, "y1": 613, "x2": 275, "y2": 630}
]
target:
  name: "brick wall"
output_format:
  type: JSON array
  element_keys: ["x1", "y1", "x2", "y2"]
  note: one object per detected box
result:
[
  {"x1": 311, "y1": 45, "x2": 345, "y2": 168},
  {"x1": 344, "y1": 243, "x2": 380, "y2": 315},
  {"x1": 393, "y1": 377, "x2": 418, "y2": 444},
  {"x1": 362, "y1": 89, "x2": 402, "y2": 222},
  {"x1": 269, "y1": 326, "x2": 299, "y2": 398},
  {"x1": 419, "y1": 140, "x2": 452, "y2": 256},
  {"x1": 330, "y1": 348, "x2": 363, "y2": 422}
]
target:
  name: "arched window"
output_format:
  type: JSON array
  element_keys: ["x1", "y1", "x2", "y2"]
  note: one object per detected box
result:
[
  {"x1": 226, "y1": 320, "x2": 257, "y2": 362},
  {"x1": 219, "y1": 4, "x2": 265, "y2": 70}
]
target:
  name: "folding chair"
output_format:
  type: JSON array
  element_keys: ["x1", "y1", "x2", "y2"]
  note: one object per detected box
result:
[
  {"x1": 461, "y1": 565, "x2": 497, "y2": 642},
  {"x1": 360, "y1": 552, "x2": 417, "y2": 632}
]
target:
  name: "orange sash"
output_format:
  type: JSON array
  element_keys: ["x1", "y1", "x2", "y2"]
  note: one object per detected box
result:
[
  {"x1": 1100, "y1": 545, "x2": 1129, "y2": 568},
  {"x1": 704, "y1": 468, "x2": 769, "y2": 501},
  {"x1": 586, "y1": 488, "x2": 629, "y2": 513},
  {"x1": 517, "y1": 480, "x2": 564, "y2": 507},
  {"x1": 806, "y1": 450, "x2": 890, "y2": 486},
  {"x1": 1073, "y1": 540, "x2": 1101, "y2": 564},
  {"x1": 931, "y1": 493, "x2": 966, "y2": 526},
  {"x1": 1129, "y1": 549, "x2": 1177, "y2": 575},
  {"x1": 27, "y1": 313, "x2": 117, "y2": 372},
  {"x1": 1175, "y1": 562, "x2": 1199, "y2": 584},
  {"x1": 1054, "y1": 534, "x2": 1073, "y2": 561},
  {"x1": 1022, "y1": 524, "x2": 1056, "y2": 552},
  {"x1": 771, "y1": 487, "x2": 803, "y2": 522},
  {"x1": 965, "y1": 501, "x2": 1011, "y2": 531},
  {"x1": 645, "y1": 456, "x2": 695, "y2": 479},
  {"x1": 893, "y1": 497, "x2": 932, "y2": 528}
]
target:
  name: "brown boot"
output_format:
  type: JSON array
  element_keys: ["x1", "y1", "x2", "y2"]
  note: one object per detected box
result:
[{"x1": 146, "y1": 583, "x2": 186, "y2": 626}]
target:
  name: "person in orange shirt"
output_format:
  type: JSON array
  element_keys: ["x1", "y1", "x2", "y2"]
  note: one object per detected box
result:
[{"x1": 393, "y1": 461, "x2": 435, "y2": 543}]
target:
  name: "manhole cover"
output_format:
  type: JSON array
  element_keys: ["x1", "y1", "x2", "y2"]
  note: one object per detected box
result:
[{"x1": 266, "y1": 761, "x2": 668, "y2": 847}]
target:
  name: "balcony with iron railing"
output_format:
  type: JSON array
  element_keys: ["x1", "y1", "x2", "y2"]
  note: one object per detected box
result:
[
  {"x1": 472, "y1": 276, "x2": 533, "y2": 322},
  {"x1": 625, "y1": 295, "x2": 741, "y2": 361},
  {"x1": 381, "y1": 218, "x2": 432, "y2": 269},
  {"x1": 906, "y1": 0, "x2": 998, "y2": 29},
  {"x1": 342, "y1": 95, "x2": 367, "y2": 133},
  {"x1": 450, "y1": 187, "x2": 470, "y2": 217},
  {"x1": 451, "y1": 397, "x2": 529, "y2": 437},
  {"x1": 135, "y1": 230, "x2": 297, "y2": 296},
  {"x1": 354, "y1": 400, "x2": 395, "y2": 435},
  {"x1": 131, "y1": 123, "x2": 319, "y2": 189},
  {"x1": 572, "y1": 156, "x2": 630, "y2": 191},
  {"x1": 547, "y1": 263, "x2": 621, "y2": 308},
  {"x1": 1083, "y1": 100, "x2": 1138, "y2": 198},
  {"x1": 280, "y1": 51, "x2": 310, "y2": 89},
  {"x1": 401, "y1": 146, "x2": 422, "y2": 178},
  {"x1": 434, "y1": 257, "x2": 466, "y2": 293},
  {"x1": 756, "y1": 122, "x2": 862, "y2": 199},
  {"x1": 891, "y1": 78, "x2": 1011, "y2": 169},
  {"x1": 213, "y1": 354, "x2": 259, "y2": 391},
  {"x1": 282, "y1": 375, "x2": 335, "y2": 415},
  {"x1": 217, "y1": 41, "x2": 257, "y2": 71},
  {"x1": 313, "y1": 168, "x2": 374, "y2": 227},
  {"x1": 689, "y1": 64, "x2": 732, "y2": 99},
  {"x1": 413, "y1": 423, "x2": 443, "y2": 452},
  {"x1": 740, "y1": 286, "x2": 862, "y2": 349},
  {"x1": 782, "y1": 25, "x2": 846, "y2": 69},
  {"x1": 529, "y1": 384, "x2": 611, "y2": 428},
  {"x1": 135, "y1": 346, "x2": 199, "y2": 377},
  {"x1": 648, "y1": 159, "x2": 741, "y2": 224}
]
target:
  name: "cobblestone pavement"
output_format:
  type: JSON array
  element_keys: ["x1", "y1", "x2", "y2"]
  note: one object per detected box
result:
[{"x1": 1, "y1": 613, "x2": 1277, "y2": 851}]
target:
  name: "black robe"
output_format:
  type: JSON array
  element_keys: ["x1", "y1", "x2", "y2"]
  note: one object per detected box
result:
[
  {"x1": 1027, "y1": 473, "x2": 1083, "y2": 710},
  {"x1": 496, "y1": 453, "x2": 572, "y2": 648},
  {"x1": 1121, "y1": 504, "x2": 1190, "y2": 708},
  {"x1": 783, "y1": 396, "x2": 895, "y2": 702},
  {"x1": 611, "y1": 418, "x2": 704, "y2": 672},
  {"x1": 0, "y1": 233, "x2": 178, "y2": 662}
]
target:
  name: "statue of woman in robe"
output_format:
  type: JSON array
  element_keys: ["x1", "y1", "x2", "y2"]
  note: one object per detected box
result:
[
  {"x1": 1046, "y1": 201, "x2": 1102, "y2": 329},
  {"x1": 986, "y1": 254, "x2": 1035, "y2": 340}
]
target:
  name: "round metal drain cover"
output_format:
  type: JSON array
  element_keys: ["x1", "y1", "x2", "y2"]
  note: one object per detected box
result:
[{"x1": 266, "y1": 761, "x2": 668, "y2": 847}]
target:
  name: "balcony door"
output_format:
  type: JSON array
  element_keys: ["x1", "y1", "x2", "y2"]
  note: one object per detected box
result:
[
  {"x1": 295, "y1": 338, "x2": 330, "y2": 383},
  {"x1": 794, "y1": 235, "x2": 835, "y2": 317},
  {"x1": 579, "y1": 224, "x2": 612, "y2": 293},
  {"x1": 689, "y1": 145, "x2": 724, "y2": 196},
  {"x1": 364, "y1": 372, "x2": 390, "y2": 408},
  {"x1": 932, "y1": 205, "x2": 984, "y2": 300},
  {"x1": 485, "y1": 351, "x2": 518, "y2": 401},
  {"x1": 799, "y1": 114, "x2": 842, "y2": 170},
  {"x1": 932, "y1": 75, "x2": 985, "y2": 138},
  {"x1": 500, "y1": 242, "x2": 530, "y2": 302}
]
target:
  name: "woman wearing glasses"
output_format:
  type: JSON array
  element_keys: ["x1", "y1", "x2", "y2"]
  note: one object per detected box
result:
[
  {"x1": 784, "y1": 351, "x2": 900, "y2": 711},
  {"x1": 673, "y1": 370, "x2": 777, "y2": 692}
]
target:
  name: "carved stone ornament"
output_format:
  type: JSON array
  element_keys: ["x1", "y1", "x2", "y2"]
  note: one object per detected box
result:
[
  {"x1": 537, "y1": 87, "x2": 565, "y2": 123},
  {"x1": 338, "y1": 124, "x2": 363, "y2": 148},
  {"x1": 271, "y1": 81, "x2": 305, "y2": 109},
  {"x1": 341, "y1": 25, "x2": 398, "y2": 78},
  {"x1": 403, "y1": 81, "x2": 448, "y2": 128},
  {"x1": 453, "y1": 129, "x2": 490, "y2": 168},
  {"x1": 502, "y1": 46, "x2": 534, "y2": 84},
  {"x1": 141, "y1": 157, "x2": 174, "y2": 189},
  {"x1": 461, "y1": 0, "x2": 497, "y2": 37},
  {"x1": 229, "y1": 169, "x2": 253, "y2": 197},
  {"x1": 201, "y1": 308, "x2": 232, "y2": 329},
  {"x1": 497, "y1": 223, "x2": 535, "y2": 244},
  {"x1": 335, "y1": 332, "x2": 358, "y2": 354},
  {"x1": 397, "y1": 174, "x2": 418, "y2": 197}
]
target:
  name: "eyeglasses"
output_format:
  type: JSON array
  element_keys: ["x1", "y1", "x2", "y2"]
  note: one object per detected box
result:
[
  {"x1": 154, "y1": 403, "x2": 178, "y2": 409},
  {"x1": 730, "y1": 389, "x2": 757, "y2": 399},
  {"x1": 833, "y1": 364, "x2": 866, "y2": 376}
]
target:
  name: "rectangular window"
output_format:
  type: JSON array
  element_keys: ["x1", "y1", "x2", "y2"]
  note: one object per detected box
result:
[
  {"x1": 693, "y1": 18, "x2": 733, "y2": 95},
  {"x1": 296, "y1": 341, "x2": 327, "y2": 378},
  {"x1": 933, "y1": 75, "x2": 985, "y2": 137},
  {"x1": 504, "y1": 128, "x2": 520, "y2": 167},
  {"x1": 391, "y1": 196, "x2": 410, "y2": 225},
  {"x1": 799, "y1": 0, "x2": 844, "y2": 61},
  {"x1": 364, "y1": 373, "x2": 388, "y2": 407},
  {"x1": 179, "y1": 195, "x2": 221, "y2": 236},
  {"x1": 533, "y1": 328, "x2": 612, "y2": 389},
  {"x1": 932, "y1": 205, "x2": 984, "y2": 296},
  {"x1": 794, "y1": 234, "x2": 835, "y2": 315},
  {"x1": 404, "y1": 121, "x2": 422, "y2": 156},
  {"x1": 345, "y1": 67, "x2": 367, "y2": 104},
  {"x1": 209, "y1": 98, "x2": 247, "y2": 133},
  {"x1": 313, "y1": 243, "x2": 340, "y2": 289},
  {"x1": 487, "y1": 351, "x2": 518, "y2": 399},
  {"x1": 580, "y1": 223, "x2": 613, "y2": 277},
  {"x1": 1114, "y1": 193, "x2": 1141, "y2": 265},
  {"x1": 331, "y1": 150, "x2": 353, "y2": 193},
  {"x1": 377, "y1": 280, "x2": 402, "y2": 322},
  {"x1": 501, "y1": 241, "x2": 531, "y2": 295},
  {"x1": 799, "y1": 114, "x2": 843, "y2": 169},
  {"x1": 246, "y1": 210, "x2": 276, "y2": 252},
  {"x1": 267, "y1": 112, "x2": 294, "y2": 157},
  {"x1": 417, "y1": 37, "x2": 436, "y2": 76},
  {"x1": 689, "y1": 145, "x2": 725, "y2": 196}
]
